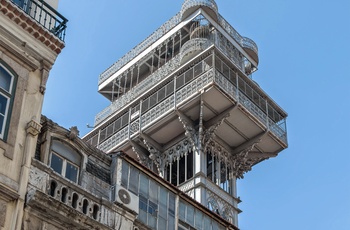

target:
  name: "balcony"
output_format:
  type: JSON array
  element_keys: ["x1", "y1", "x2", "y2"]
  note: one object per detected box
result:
[
  {"x1": 28, "y1": 160, "x2": 116, "y2": 229},
  {"x1": 9, "y1": 0, "x2": 67, "y2": 41},
  {"x1": 94, "y1": 60, "x2": 287, "y2": 153}
]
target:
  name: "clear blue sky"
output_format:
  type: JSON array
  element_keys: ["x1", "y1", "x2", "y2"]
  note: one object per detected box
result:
[{"x1": 43, "y1": 1, "x2": 350, "y2": 229}]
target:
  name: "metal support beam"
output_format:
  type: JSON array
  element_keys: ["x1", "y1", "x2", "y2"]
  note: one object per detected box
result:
[
  {"x1": 140, "y1": 133, "x2": 163, "y2": 152},
  {"x1": 177, "y1": 110, "x2": 198, "y2": 153},
  {"x1": 231, "y1": 131, "x2": 267, "y2": 155},
  {"x1": 202, "y1": 104, "x2": 237, "y2": 150},
  {"x1": 204, "y1": 103, "x2": 237, "y2": 128}
]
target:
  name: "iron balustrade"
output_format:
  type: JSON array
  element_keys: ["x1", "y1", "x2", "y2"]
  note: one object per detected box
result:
[
  {"x1": 98, "y1": 6, "x2": 258, "y2": 86},
  {"x1": 95, "y1": 66, "x2": 287, "y2": 153},
  {"x1": 10, "y1": 0, "x2": 68, "y2": 41},
  {"x1": 95, "y1": 29, "x2": 245, "y2": 125}
]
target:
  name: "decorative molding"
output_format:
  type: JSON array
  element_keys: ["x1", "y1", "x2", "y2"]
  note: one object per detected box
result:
[
  {"x1": 177, "y1": 111, "x2": 199, "y2": 153},
  {"x1": 29, "y1": 166, "x2": 49, "y2": 191},
  {"x1": 26, "y1": 118, "x2": 42, "y2": 136},
  {"x1": 0, "y1": 183, "x2": 19, "y2": 201},
  {"x1": 202, "y1": 112, "x2": 230, "y2": 150},
  {"x1": 130, "y1": 141, "x2": 152, "y2": 169},
  {"x1": 142, "y1": 138, "x2": 167, "y2": 176},
  {"x1": 164, "y1": 138, "x2": 193, "y2": 163},
  {"x1": 39, "y1": 59, "x2": 51, "y2": 94},
  {"x1": 67, "y1": 126, "x2": 79, "y2": 140}
]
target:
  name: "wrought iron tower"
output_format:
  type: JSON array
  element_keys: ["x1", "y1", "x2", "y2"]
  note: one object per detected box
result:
[{"x1": 84, "y1": 0, "x2": 288, "y2": 226}]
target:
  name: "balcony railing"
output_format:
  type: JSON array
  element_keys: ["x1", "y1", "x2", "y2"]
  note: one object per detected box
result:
[
  {"x1": 95, "y1": 66, "x2": 287, "y2": 153},
  {"x1": 10, "y1": 0, "x2": 68, "y2": 41},
  {"x1": 98, "y1": 10, "x2": 258, "y2": 86},
  {"x1": 95, "y1": 30, "x2": 245, "y2": 125}
]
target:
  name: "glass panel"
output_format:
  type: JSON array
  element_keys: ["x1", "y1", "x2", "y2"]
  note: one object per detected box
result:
[
  {"x1": 138, "y1": 209, "x2": 147, "y2": 224},
  {"x1": 148, "y1": 200, "x2": 157, "y2": 215},
  {"x1": 0, "y1": 94, "x2": 8, "y2": 115},
  {"x1": 159, "y1": 187, "x2": 168, "y2": 218},
  {"x1": 0, "y1": 114, "x2": 4, "y2": 134},
  {"x1": 168, "y1": 192, "x2": 175, "y2": 216},
  {"x1": 179, "y1": 201, "x2": 186, "y2": 221},
  {"x1": 158, "y1": 87, "x2": 166, "y2": 102},
  {"x1": 203, "y1": 215, "x2": 211, "y2": 230},
  {"x1": 139, "y1": 173, "x2": 149, "y2": 197},
  {"x1": 168, "y1": 214, "x2": 175, "y2": 230},
  {"x1": 65, "y1": 162, "x2": 78, "y2": 183},
  {"x1": 148, "y1": 215, "x2": 157, "y2": 229},
  {"x1": 176, "y1": 74, "x2": 184, "y2": 89},
  {"x1": 184, "y1": 69, "x2": 193, "y2": 84},
  {"x1": 195, "y1": 210, "x2": 203, "y2": 229},
  {"x1": 186, "y1": 205, "x2": 194, "y2": 226},
  {"x1": 129, "y1": 166, "x2": 139, "y2": 194},
  {"x1": 212, "y1": 221, "x2": 218, "y2": 230},
  {"x1": 158, "y1": 217, "x2": 167, "y2": 230},
  {"x1": 50, "y1": 153, "x2": 63, "y2": 174},
  {"x1": 139, "y1": 195, "x2": 148, "y2": 212},
  {"x1": 149, "y1": 180, "x2": 158, "y2": 203},
  {"x1": 0, "y1": 67, "x2": 12, "y2": 92},
  {"x1": 121, "y1": 161, "x2": 129, "y2": 187}
]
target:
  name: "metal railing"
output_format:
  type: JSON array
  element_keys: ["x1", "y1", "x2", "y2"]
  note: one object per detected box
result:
[
  {"x1": 98, "y1": 8, "x2": 258, "y2": 86},
  {"x1": 95, "y1": 66, "x2": 287, "y2": 152},
  {"x1": 10, "y1": 0, "x2": 68, "y2": 41}
]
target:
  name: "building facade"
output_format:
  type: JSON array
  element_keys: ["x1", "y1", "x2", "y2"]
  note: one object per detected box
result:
[
  {"x1": 0, "y1": 0, "x2": 67, "y2": 229},
  {"x1": 84, "y1": 0, "x2": 288, "y2": 228},
  {"x1": 24, "y1": 115, "x2": 237, "y2": 230}
]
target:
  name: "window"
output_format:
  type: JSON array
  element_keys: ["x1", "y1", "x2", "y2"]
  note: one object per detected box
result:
[
  {"x1": 50, "y1": 152, "x2": 79, "y2": 182},
  {"x1": 50, "y1": 140, "x2": 81, "y2": 183},
  {"x1": 0, "y1": 64, "x2": 15, "y2": 140}
]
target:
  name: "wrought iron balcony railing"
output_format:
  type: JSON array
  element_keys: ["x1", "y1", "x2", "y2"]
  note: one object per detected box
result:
[
  {"x1": 94, "y1": 66, "x2": 287, "y2": 153},
  {"x1": 10, "y1": 0, "x2": 68, "y2": 41}
]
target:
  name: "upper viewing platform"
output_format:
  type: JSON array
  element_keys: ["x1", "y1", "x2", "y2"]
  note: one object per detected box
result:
[
  {"x1": 98, "y1": 0, "x2": 258, "y2": 87},
  {"x1": 1, "y1": 0, "x2": 68, "y2": 42}
]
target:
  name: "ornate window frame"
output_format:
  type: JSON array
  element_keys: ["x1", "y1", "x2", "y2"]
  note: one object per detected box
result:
[{"x1": 0, "y1": 62, "x2": 16, "y2": 141}]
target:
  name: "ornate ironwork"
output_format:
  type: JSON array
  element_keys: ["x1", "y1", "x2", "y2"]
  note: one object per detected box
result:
[
  {"x1": 96, "y1": 68, "x2": 287, "y2": 152},
  {"x1": 141, "y1": 95, "x2": 175, "y2": 129},
  {"x1": 181, "y1": 0, "x2": 218, "y2": 19},
  {"x1": 202, "y1": 112, "x2": 230, "y2": 150},
  {"x1": 205, "y1": 139, "x2": 266, "y2": 179},
  {"x1": 164, "y1": 139, "x2": 193, "y2": 163},
  {"x1": 98, "y1": 126, "x2": 129, "y2": 152},
  {"x1": 143, "y1": 139, "x2": 168, "y2": 176},
  {"x1": 95, "y1": 55, "x2": 181, "y2": 125},
  {"x1": 180, "y1": 38, "x2": 212, "y2": 62},
  {"x1": 10, "y1": 0, "x2": 68, "y2": 41},
  {"x1": 99, "y1": 13, "x2": 182, "y2": 85},
  {"x1": 213, "y1": 71, "x2": 287, "y2": 143},
  {"x1": 218, "y1": 15, "x2": 258, "y2": 58}
]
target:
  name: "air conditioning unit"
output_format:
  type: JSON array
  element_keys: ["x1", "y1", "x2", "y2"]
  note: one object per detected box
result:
[{"x1": 114, "y1": 185, "x2": 139, "y2": 214}]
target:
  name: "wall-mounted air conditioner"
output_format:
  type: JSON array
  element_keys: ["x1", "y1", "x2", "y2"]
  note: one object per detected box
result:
[{"x1": 114, "y1": 184, "x2": 139, "y2": 214}]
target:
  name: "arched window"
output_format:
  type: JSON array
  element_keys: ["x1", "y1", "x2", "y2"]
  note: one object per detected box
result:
[
  {"x1": 0, "y1": 63, "x2": 15, "y2": 140},
  {"x1": 50, "y1": 140, "x2": 81, "y2": 183}
]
